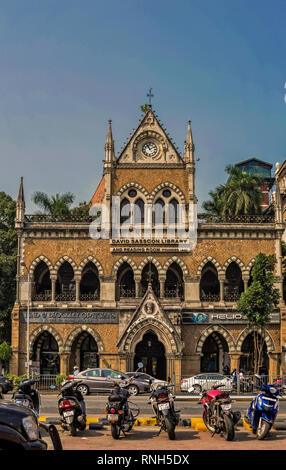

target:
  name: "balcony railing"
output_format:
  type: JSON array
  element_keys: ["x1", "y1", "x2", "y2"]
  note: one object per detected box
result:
[
  {"x1": 224, "y1": 292, "x2": 242, "y2": 302},
  {"x1": 55, "y1": 293, "x2": 76, "y2": 302},
  {"x1": 198, "y1": 213, "x2": 274, "y2": 224},
  {"x1": 200, "y1": 293, "x2": 220, "y2": 302},
  {"x1": 79, "y1": 293, "x2": 100, "y2": 301}
]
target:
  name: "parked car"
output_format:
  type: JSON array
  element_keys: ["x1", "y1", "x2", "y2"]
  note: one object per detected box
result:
[
  {"x1": 180, "y1": 373, "x2": 233, "y2": 394},
  {"x1": 0, "y1": 376, "x2": 14, "y2": 395},
  {"x1": 67, "y1": 368, "x2": 148, "y2": 396},
  {"x1": 0, "y1": 400, "x2": 62, "y2": 450},
  {"x1": 126, "y1": 372, "x2": 169, "y2": 393}
]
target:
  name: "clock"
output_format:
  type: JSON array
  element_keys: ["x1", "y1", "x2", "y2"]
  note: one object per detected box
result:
[{"x1": 142, "y1": 141, "x2": 158, "y2": 157}]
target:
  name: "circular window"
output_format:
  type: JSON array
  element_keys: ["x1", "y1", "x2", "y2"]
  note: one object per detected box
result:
[
  {"x1": 162, "y1": 189, "x2": 171, "y2": 198},
  {"x1": 128, "y1": 189, "x2": 137, "y2": 198}
]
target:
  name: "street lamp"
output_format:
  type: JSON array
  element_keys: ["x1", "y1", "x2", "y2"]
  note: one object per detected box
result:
[{"x1": 20, "y1": 261, "x2": 30, "y2": 378}]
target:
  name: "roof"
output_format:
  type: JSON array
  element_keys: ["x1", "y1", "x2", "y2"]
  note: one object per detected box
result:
[
  {"x1": 235, "y1": 157, "x2": 273, "y2": 168},
  {"x1": 89, "y1": 176, "x2": 105, "y2": 206}
]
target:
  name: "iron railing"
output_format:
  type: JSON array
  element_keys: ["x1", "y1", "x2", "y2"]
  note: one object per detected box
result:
[{"x1": 198, "y1": 214, "x2": 275, "y2": 224}]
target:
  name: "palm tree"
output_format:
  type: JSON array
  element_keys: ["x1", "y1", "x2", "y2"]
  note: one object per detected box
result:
[
  {"x1": 201, "y1": 166, "x2": 263, "y2": 217},
  {"x1": 32, "y1": 192, "x2": 75, "y2": 216},
  {"x1": 221, "y1": 166, "x2": 263, "y2": 216}
]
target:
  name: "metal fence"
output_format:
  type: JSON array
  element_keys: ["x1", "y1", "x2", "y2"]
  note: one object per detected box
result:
[{"x1": 31, "y1": 374, "x2": 58, "y2": 392}]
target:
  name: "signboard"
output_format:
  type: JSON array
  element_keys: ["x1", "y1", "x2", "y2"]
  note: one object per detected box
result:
[
  {"x1": 182, "y1": 311, "x2": 280, "y2": 324},
  {"x1": 21, "y1": 310, "x2": 118, "y2": 324}
]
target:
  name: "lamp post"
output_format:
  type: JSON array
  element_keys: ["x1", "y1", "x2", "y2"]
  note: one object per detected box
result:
[{"x1": 21, "y1": 261, "x2": 30, "y2": 378}]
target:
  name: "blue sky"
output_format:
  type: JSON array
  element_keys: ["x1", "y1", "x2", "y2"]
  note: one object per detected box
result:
[{"x1": 0, "y1": 0, "x2": 285, "y2": 211}]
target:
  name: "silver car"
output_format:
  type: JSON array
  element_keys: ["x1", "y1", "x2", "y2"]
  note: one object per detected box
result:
[
  {"x1": 68, "y1": 368, "x2": 148, "y2": 396},
  {"x1": 181, "y1": 373, "x2": 233, "y2": 394}
]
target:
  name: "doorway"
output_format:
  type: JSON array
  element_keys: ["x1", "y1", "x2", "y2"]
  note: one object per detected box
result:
[{"x1": 134, "y1": 331, "x2": 166, "y2": 380}]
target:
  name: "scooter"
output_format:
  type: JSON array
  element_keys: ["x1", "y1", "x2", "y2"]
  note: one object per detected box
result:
[
  {"x1": 12, "y1": 378, "x2": 40, "y2": 416},
  {"x1": 58, "y1": 380, "x2": 87, "y2": 436},
  {"x1": 104, "y1": 381, "x2": 140, "y2": 439},
  {"x1": 245, "y1": 376, "x2": 280, "y2": 440},
  {"x1": 199, "y1": 383, "x2": 241, "y2": 441}
]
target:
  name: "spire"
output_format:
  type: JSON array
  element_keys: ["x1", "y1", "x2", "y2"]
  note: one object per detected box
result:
[
  {"x1": 15, "y1": 176, "x2": 25, "y2": 225},
  {"x1": 184, "y1": 120, "x2": 194, "y2": 162},
  {"x1": 17, "y1": 176, "x2": 25, "y2": 203},
  {"x1": 104, "y1": 119, "x2": 115, "y2": 167}
]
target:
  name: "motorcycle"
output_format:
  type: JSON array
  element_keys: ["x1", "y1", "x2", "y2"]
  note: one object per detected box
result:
[
  {"x1": 245, "y1": 377, "x2": 280, "y2": 440},
  {"x1": 12, "y1": 378, "x2": 40, "y2": 416},
  {"x1": 104, "y1": 381, "x2": 140, "y2": 439},
  {"x1": 58, "y1": 380, "x2": 87, "y2": 436},
  {"x1": 148, "y1": 383, "x2": 180, "y2": 440},
  {"x1": 199, "y1": 383, "x2": 241, "y2": 441}
]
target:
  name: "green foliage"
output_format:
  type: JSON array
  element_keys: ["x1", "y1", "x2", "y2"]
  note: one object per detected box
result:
[
  {"x1": 7, "y1": 374, "x2": 27, "y2": 387},
  {"x1": 0, "y1": 342, "x2": 12, "y2": 361},
  {"x1": 202, "y1": 165, "x2": 263, "y2": 216},
  {"x1": 237, "y1": 253, "x2": 280, "y2": 326},
  {"x1": 56, "y1": 374, "x2": 68, "y2": 387},
  {"x1": 0, "y1": 192, "x2": 17, "y2": 342},
  {"x1": 32, "y1": 191, "x2": 75, "y2": 216},
  {"x1": 70, "y1": 201, "x2": 90, "y2": 217}
]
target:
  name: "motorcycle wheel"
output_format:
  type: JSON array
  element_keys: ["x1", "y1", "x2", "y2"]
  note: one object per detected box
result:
[
  {"x1": 256, "y1": 419, "x2": 271, "y2": 440},
  {"x1": 111, "y1": 423, "x2": 120, "y2": 439},
  {"x1": 69, "y1": 423, "x2": 77, "y2": 436},
  {"x1": 222, "y1": 414, "x2": 234, "y2": 441},
  {"x1": 202, "y1": 411, "x2": 216, "y2": 434},
  {"x1": 165, "y1": 416, "x2": 176, "y2": 440}
]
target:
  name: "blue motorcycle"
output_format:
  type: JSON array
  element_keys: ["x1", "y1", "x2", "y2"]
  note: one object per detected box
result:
[{"x1": 245, "y1": 378, "x2": 280, "y2": 440}]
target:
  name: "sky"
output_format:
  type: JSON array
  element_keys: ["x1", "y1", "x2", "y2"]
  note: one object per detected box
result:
[{"x1": 0, "y1": 0, "x2": 285, "y2": 212}]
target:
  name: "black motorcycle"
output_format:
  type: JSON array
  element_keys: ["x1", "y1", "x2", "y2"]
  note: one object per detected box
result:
[
  {"x1": 104, "y1": 382, "x2": 140, "y2": 439},
  {"x1": 58, "y1": 380, "x2": 87, "y2": 436},
  {"x1": 148, "y1": 383, "x2": 180, "y2": 440},
  {"x1": 12, "y1": 378, "x2": 40, "y2": 416}
]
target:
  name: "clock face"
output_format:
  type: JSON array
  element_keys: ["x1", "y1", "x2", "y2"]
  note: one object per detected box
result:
[{"x1": 142, "y1": 141, "x2": 158, "y2": 157}]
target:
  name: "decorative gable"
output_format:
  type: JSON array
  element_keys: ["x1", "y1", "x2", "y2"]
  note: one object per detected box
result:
[{"x1": 116, "y1": 107, "x2": 183, "y2": 166}]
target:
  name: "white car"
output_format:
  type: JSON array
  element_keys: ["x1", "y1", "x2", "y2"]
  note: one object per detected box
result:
[{"x1": 181, "y1": 373, "x2": 233, "y2": 394}]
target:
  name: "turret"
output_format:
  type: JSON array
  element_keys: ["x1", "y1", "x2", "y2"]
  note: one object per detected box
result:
[
  {"x1": 184, "y1": 121, "x2": 196, "y2": 202},
  {"x1": 15, "y1": 176, "x2": 25, "y2": 228}
]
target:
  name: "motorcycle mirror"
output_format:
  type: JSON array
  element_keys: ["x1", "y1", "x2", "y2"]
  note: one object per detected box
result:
[
  {"x1": 50, "y1": 385, "x2": 56, "y2": 390},
  {"x1": 255, "y1": 374, "x2": 262, "y2": 379},
  {"x1": 137, "y1": 362, "x2": 143, "y2": 369}
]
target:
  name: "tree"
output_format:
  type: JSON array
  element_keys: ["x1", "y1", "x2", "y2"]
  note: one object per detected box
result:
[
  {"x1": 237, "y1": 253, "x2": 280, "y2": 375},
  {"x1": 0, "y1": 341, "x2": 12, "y2": 375},
  {"x1": 201, "y1": 165, "x2": 263, "y2": 217},
  {"x1": 0, "y1": 192, "x2": 17, "y2": 343},
  {"x1": 32, "y1": 191, "x2": 75, "y2": 216},
  {"x1": 140, "y1": 104, "x2": 149, "y2": 113},
  {"x1": 70, "y1": 201, "x2": 90, "y2": 218}
]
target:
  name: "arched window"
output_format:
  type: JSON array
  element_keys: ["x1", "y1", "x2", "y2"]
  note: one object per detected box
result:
[
  {"x1": 32, "y1": 261, "x2": 51, "y2": 301},
  {"x1": 200, "y1": 262, "x2": 220, "y2": 301},
  {"x1": 153, "y1": 198, "x2": 165, "y2": 225},
  {"x1": 32, "y1": 331, "x2": 60, "y2": 375},
  {"x1": 164, "y1": 262, "x2": 184, "y2": 299},
  {"x1": 167, "y1": 198, "x2": 179, "y2": 224},
  {"x1": 224, "y1": 262, "x2": 244, "y2": 301},
  {"x1": 56, "y1": 261, "x2": 75, "y2": 301},
  {"x1": 116, "y1": 262, "x2": 135, "y2": 299},
  {"x1": 80, "y1": 262, "x2": 100, "y2": 301},
  {"x1": 134, "y1": 198, "x2": 145, "y2": 224},
  {"x1": 120, "y1": 198, "x2": 131, "y2": 224}
]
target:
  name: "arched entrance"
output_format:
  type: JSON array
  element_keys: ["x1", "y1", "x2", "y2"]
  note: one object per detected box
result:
[
  {"x1": 69, "y1": 332, "x2": 99, "y2": 372},
  {"x1": 200, "y1": 332, "x2": 230, "y2": 373},
  {"x1": 32, "y1": 331, "x2": 60, "y2": 375},
  {"x1": 134, "y1": 331, "x2": 166, "y2": 380},
  {"x1": 239, "y1": 332, "x2": 269, "y2": 375}
]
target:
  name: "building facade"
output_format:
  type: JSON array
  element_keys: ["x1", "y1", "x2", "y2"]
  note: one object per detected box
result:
[{"x1": 10, "y1": 105, "x2": 286, "y2": 382}]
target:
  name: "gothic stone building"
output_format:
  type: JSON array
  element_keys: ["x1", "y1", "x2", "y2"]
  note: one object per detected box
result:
[{"x1": 10, "y1": 105, "x2": 286, "y2": 383}]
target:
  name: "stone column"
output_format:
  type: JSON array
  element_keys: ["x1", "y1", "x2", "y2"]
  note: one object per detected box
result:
[
  {"x1": 134, "y1": 276, "x2": 141, "y2": 298},
  {"x1": 228, "y1": 353, "x2": 241, "y2": 373},
  {"x1": 60, "y1": 353, "x2": 70, "y2": 376},
  {"x1": 268, "y1": 352, "x2": 280, "y2": 382},
  {"x1": 75, "y1": 275, "x2": 81, "y2": 303},
  {"x1": 242, "y1": 274, "x2": 249, "y2": 292},
  {"x1": 218, "y1": 274, "x2": 225, "y2": 303},
  {"x1": 51, "y1": 276, "x2": 56, "y2": 303},
  {"x1": 159, "y1": 277, "x2": 165, "y2": 299},
  {"x1": 185, "y1": 276, "x2": 200, "y2": 303}
]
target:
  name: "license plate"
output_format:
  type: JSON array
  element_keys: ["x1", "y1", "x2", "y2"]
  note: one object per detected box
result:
[
  {"x1": 158, "y1": 403, "x2": 170, "y2": 410},
  {"x1": 63, "y1": 410, "x2": 74, "y2": 417},
  {"x1": 221, "y1": 404, "x2": 232, "y2": 411},
  {"x1": 108, "y1": 414, "x2": 119, "y2": 421}
]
